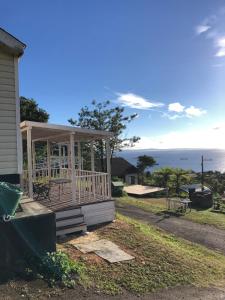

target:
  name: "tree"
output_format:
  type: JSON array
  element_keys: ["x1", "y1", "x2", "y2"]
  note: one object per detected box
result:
[
  {"x1": 203, "y1": 171, "x2": 225, "y2": 194},
  {"x1": 20, "y1": 96, "x2": 49, "y2": 122},
  {"x1": 137, "y1": 155, "x2": 156, "y2": 184},
  {"x1": 20, "y1": 97, "x2": 49, "y2": 167},
  {"x1": 154, "y1": 167, "x2": 173, "y2": 188},
  {"x1": 68, "y1": 100, "x2": 140, "y2": 171},
  {"x1": 172, "y1": 168, "x2": 189, "y2": 194}
]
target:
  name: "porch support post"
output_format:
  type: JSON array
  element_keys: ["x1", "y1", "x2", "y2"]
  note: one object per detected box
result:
[
  {"x1": 77, "y1": 141, "x2": 81, "y2": 170},
  {"x1": 90, "y1": 141, "x2": 95, "y2": 171},
  {"x1": 70, "y1": 134, "x2": 76, "y2": 204},
  {"x1": 32, "y1": 141, "x2": 36, "y2": 180},
  {"x1": 62, "y1": 144, "x2": 65, "y2": 165},
  {"x1": 106, "y1": 138, "x2": 111, "y2": 199},
  {"x1": 67, "y1": 143, "x2": 71, "y2": 170},
  {"x1": 27, "y1": 127, "x2": 33, "y2": 199},
  {"x1": 47, "y1": 140, "x2": 51, "y2": 179},
  {"x1": 59, "y1": 144, "x2": 62, "y2": 177},
  {"x1": 90, "y1": 141, "x2": 95, "y2": 198}
]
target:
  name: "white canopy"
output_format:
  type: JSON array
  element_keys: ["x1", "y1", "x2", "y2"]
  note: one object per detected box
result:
[{"x1": 20, "y1": 121, "x2": 113, "y2": 142}]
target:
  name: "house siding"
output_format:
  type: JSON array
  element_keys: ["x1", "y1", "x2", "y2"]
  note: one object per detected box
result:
[
  {"x1": 125, "y1": 173, "x2": 138, "y2": 185},
  {"x1": 0, "y1": 50, "x2": 18, "y2": 176},
  {"x1": 81, "y1": 200, "x2": 115, "y2": 226}
]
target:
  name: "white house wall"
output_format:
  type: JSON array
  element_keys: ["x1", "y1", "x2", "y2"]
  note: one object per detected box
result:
[
  {"x1": 0, "y1": 50, "x2": 19, "y2": 175},
  {"x1": 125, "y1": 173, "x2": 138, "y2": 185}
]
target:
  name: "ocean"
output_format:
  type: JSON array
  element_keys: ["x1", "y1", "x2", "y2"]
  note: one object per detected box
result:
[{"x1": 118, "y1": 149, "x2": 225, "y2": 173}]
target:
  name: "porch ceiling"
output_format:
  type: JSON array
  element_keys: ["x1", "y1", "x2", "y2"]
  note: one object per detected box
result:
[{"x1": 20, "y1": 121, "x2": 113, "y2": 142}]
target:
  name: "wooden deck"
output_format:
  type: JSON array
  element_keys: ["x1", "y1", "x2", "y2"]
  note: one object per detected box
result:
[
  {"x1": 23, "y1": 168, "x2": 111, "y2": 209},
  {"x1": 33, "y1": 183, "x2": 109, "y2": 212},
  {"x1": 124, "y1": 185, "x2": 166, "y2": 196}
]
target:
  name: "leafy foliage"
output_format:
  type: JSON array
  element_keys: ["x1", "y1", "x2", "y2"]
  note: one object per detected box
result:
[
  {"x1": 145, "y1": 167, "x2": 225, "y2": 196},
  {"x1": 68, "y1": 100, "x2": 140, "y2": 170},
  {"x1": 199, "y1": 171, "x2": 225, "y2": 194},
  {"x1": 20, "y1": 96, "x2": 49, "y2": 122},
  {"x1": 137, "y1": 155, "x2": 156, "y2": 184},
  {"x1": 171, "y1": 168, "x2": 190, "y2": 193},
  {"x1": 137, "y1": 155, "x2": 156, "y2": 172},
  {"x1": 153, "y1": 167, "x2": 174, "y2": 188},
  {"x1": 27, "y1": 251, "x2": 85, "y2": 288},
  {"x1": 20, "y1": 97, "x2": 49, "y2": 165},
  {"x1": 146, "y1": 167, "x2": 194, "y2": 194}
]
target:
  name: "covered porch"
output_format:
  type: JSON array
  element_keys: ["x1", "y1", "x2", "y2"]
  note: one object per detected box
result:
[{"x1": 20, "y1": 121, "x2": 113, "y2": 211}]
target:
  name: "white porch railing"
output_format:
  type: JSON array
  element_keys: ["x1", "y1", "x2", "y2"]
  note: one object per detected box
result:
[
  {"x1": 22, "y1": 168, "x2": 111, "y2": 206},
  {"x1": 75, "y1": 170, "x2": 110, "y2": 203}
]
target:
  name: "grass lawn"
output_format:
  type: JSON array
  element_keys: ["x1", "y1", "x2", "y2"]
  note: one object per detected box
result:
[
  {"x1": 60, "y1": 214, "x2": 225, "y2": 295},
  {"x1": 117, "y1": 196, "x2": 225, "y2": 230}
]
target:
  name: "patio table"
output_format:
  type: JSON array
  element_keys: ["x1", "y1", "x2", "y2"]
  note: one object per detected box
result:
[
  {"x1": 180, "y1": 198, "x2": 192, "y2": 213},
  {"x1": 167, "y1": 197, "x2": 191, "y2": 213},
  {"x1": 49, "y1": 178, "x2": 72, "y2": 201}
]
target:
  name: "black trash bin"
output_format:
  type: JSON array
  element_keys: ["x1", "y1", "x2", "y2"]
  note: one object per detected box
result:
[{"x1": 190, "y1": 189, "x2": 213, "y2": 209}]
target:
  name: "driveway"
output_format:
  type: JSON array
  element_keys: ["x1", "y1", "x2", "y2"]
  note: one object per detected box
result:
[{"x1": 116, "y1": 202, "x2": 225, "y2": 255}]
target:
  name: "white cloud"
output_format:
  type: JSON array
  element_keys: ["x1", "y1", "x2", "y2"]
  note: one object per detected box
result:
[
  {"x1": 162, "y1": 112, "x2": 184, "y2": 120},
  {"x1": 217, "y1": 37, "x2": 225, "y2": 47},
  {"x1": 196, "y1": 25, "x2": 211, "y2": 35},
  {"x1": 185, "y1": 106, "x2": 207, "y2": 118},
  {"x1": 168, "y1": 102, "x2": 185, "y2": 113},
  {"x1": 215, "y1": 37, "x2": 225, "y2": 57},
  {"x1": 116, "y1": 93, "x2": 164, "y2": 110},
  {"x1": 216, "y1": 49, "x2": 225, "y2": 57},
  {"x1": 130, "y1": 124, "x2": 225, "y2": 149},
  {"x1": 196, "y1": 11, "x2": 225, "y2": 58},
  {"x1": 116, "y1": 92, "x2": 206, "y2": 120},
  {"x1": 164, "y1": 104, "x2": 207, "y2": 120},
  {"x1": 167, "y1": 114, "x2": 182, "y2": 120}
]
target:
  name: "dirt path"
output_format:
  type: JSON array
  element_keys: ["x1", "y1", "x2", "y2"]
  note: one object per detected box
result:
[
  {"x1": 1, "y1": 279, "x2": 225, "y2": 300},
  {"x1": 116, "y1": 203, "x2": 225, "y2": 254},
  {"x1": 50, "y1": 285, "x2": 225, "y2": 300}
]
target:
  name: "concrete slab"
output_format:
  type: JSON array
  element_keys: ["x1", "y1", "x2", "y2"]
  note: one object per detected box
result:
[
  {"x1": 69, "y1": 233, "x2": 134, "y2": 263},
  {"x1": 74, "y1": 239, "x2": 105, "y2": 254},
  {"x1": 95, "y1": 241, "x2": 134, "y2": 263},
  {"x1": 124, "y1": 185, "x2": 166, "y2": 196}
]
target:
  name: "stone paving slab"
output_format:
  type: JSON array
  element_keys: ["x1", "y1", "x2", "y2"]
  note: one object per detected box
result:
[{"x1": 69, "y1": 233, "x2": 134, "y2": 263}]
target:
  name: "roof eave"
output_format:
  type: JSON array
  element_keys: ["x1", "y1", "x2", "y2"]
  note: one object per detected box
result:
[{"x1": 0, "y1": 28, "x2": 26, "y2": 57}]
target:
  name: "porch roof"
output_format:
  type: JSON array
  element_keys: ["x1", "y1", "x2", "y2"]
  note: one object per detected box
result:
[{"x1": 20, "y1": 121, "x2": 113, "y2": 142}]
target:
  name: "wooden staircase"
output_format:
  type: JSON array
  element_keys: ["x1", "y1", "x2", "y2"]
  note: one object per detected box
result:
[{"x1": 55, "y1": 206, "x2": 87, "y2": 236}]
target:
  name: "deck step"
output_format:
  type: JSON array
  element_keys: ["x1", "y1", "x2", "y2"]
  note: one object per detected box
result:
[
  {"x1": 56, "y1": 223, "x2": 87, "y2": 236},
  {"x1": 56, "y1": 215, "x2": 84, "y2": 228},
  {"x1": 55, "y1": 207, "x2": 82, "y2": 219},
  {"x1": 56, "y1": 214, "x2": 84, "y2": 222}
]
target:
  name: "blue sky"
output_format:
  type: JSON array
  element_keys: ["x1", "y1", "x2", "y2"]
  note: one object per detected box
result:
[{"x1": 1, "y1": 0, "x2": 225, "y2": 148}]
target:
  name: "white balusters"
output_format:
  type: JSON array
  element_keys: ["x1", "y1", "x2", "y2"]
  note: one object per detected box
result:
[{"x1": 23, "y1": 168, "x2": 111, "y2": 204}]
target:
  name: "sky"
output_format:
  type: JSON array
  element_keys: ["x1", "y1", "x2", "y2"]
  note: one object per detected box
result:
[{"x1": 1, "y1": 0, "x2": 225, "y2": 149}]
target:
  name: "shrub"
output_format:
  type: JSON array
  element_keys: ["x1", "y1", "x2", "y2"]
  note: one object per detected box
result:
[{"x1": 27, "y1": 251, "x2": 85, "y2": 288}]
